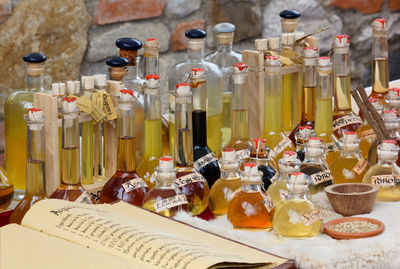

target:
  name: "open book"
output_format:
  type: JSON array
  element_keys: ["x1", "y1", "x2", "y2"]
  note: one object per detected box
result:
[{"x1": 1, "y1": 199, "x2": 294, "y2": 269}]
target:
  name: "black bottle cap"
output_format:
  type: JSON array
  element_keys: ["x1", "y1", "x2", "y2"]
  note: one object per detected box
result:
[
  {"x1": 115, "y1": 38, "x2": 142, "y2": 50},
  {"x1": 23, "y1": 53, "x2": 46, "y2": 63},
  {"x1": 185, "y1": 29, "x2": 207, "y2": 39},
  {"x1": 106, "y1": 56, "x2": 129, "y2": 67},
  {"x1": 279, "y1": 9, "x2": 301, "y2": 19}
]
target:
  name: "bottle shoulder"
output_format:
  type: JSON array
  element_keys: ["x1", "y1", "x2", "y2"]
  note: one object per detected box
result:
[
  {"x1": 205, "y1": 51, "x2": 242, "y2": 67},
  {"x1": 169, "y1": 61, "x2": 223, "y2": 82}
]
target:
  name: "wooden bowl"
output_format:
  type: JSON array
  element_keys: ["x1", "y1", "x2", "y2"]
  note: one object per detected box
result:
[
  {"x1": 324, "y1": 217, "x2": 384, "y2": 239},
  {"x1": 325, "y1": 183, "x2": 379, "y2": 216}
]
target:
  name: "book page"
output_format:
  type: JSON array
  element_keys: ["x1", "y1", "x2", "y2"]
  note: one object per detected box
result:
[{"x1": 21, "y1": 199, "x2": 288, "y2": 269}]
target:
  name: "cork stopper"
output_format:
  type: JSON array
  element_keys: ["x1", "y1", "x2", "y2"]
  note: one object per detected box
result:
[
  {"x1": 220, "y1": 148, "x2": 240, "y2": 170},
  {"x1": 144, "y1": 38, "x2": 160, "y2": 57},
  {"x1": 66, "y1": 81, "x2": 80, "y2": 95},
  {"x1": 318, "y1": 56, "x2": 331, "y2": 67},
  {"x1": 279, "y1": 151, "x2": 301, "y2": 173},
  {"x1": 214, "y1": 22, "x2": 235, "y2": 45},
  {"x1": 232, "y1": 63, "x2": 248, "y2": 84},
  {"x1": 383, "y1": 110, "x2": 398, "y2": 121},
  {"x1": 306, "y1": 137, "x2": 325, "y2": 157},
  {"x1": 82, "y1": 76, "x2": 94, "y2": 90},
  {"x1": 299, "y1": 126, "x2": 313, "y2": 138},
  {"x1": 378, "y1": 140, "x2": 399, "y2": 160},
  {"x1": 159, "y1": 157, "x2": 174, "y2": 169},
  {"x1": 281, "y1": 32, "x2": 296, "y2": 47},
  {"x1": 28, "y1": 108, "x2": 44, "y2": 121},
  {"x1": 62, "y1": 97, "x2": 78, "y2": 113},
  {"x1": 176, "y1": 83, "x2": 191, "y2": 96},
  {"x1": 191, "y1": 68, "x2": 205, "y2": 79},
  {"x1": 119, "y1": 89, "x2": 134, "y2": 100},
  {"x1": 242, "y1": 163, "x2": 262, "y2": 182},
  {"x1": 303, "y1": 47, "x2": 318, "y2": 65},
  {"x1": 287, "y1": 172, "x2": 309, "y2": 193},
  {"x1": 52, "y1": 83, "x2": 65, "y2": 96},
  {"x1": 267, "y1": 37, "x2": 280, "y2": 52},
  {"x1": 341, "y1": 131, "x2": 360, "y2": 151},
  {"x1": 255, "y1": 38, "x2": 268, "y2": 51},
  {"x1": 145, "y1": 74, "x2": 160, "y2": 88},
  {"x1": 334, "y1": 35, "x2": 350, "y2": 54},
  {"x1": 372, "y1": 18, "x2": 388, "y2": 35},
  {"x1": 265, "y1": 55, "x2": 281, "y2": 66},
  {"x1": 94, "y1": 74, "x2": 107, "y2": 88}
]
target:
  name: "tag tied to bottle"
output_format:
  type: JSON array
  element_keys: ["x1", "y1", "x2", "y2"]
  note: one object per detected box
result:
[
  {"x1": 77, "y1": 90, "x2": 117, "y2": 125},
  {"x1": 310, "y1": 169, "x2": 333, "y2": 185},
  {"x1": 75, "y1": 191, "x2": 93, "y2": 204},
  {"x1": 325, "y1": 142, "x2": 339, "y2": 152},
  {"x1": 76, "y1": 95, "x2": 93, "y2": 114},
  {"x1": 262, "y1": 194, "x2": 274, "y2": 212},
  {"x1": 301, "y1": 209, "x2": 322, "y2": 226},
  {"x1": 236, "y1": 149, "x2": 250, "y2": 160},
  {"x1": 280, "y1": 189, "x2": 289, "y2": 202},
  {"x1": 359, "y1": 129, "x2": 376, "y2": 141},
  {"x1": 272, "y1": 136, "x2": 293, "y2": 157},
  {"x1": 175, "y1": 173, "x2": 205, "y2": 187},
  {"x1": 371, "y1": 175, "x2": 399, "y2": 187},
  {"x1": 353, "y1": 158, "x2": 368, "y2": 175},
  {"x1": 154, "y1": 195, "x2": 188, "y2": 213},
  {"x1": 332, "y1": 115, "x2": 362, "y2": 131},
  {"x1": 194, "y1": 152, "x2": 218, "y2": 171},
  {"x1": 122, "y1": 178, "x2": 148, "y2": 192}
]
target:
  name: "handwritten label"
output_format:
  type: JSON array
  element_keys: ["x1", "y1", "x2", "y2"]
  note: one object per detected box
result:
[
  {"x1": 273, "y1": 136, "x2": 293, "y2": 155},
  {"x1": 175, "y1": 173, "x2": 205, "y2": 187},
  {"x1": 194, "y1": 152, "x2": 218, "y2": 170},
  {"x1": 310, "y1": 169, "x2": 333, "y2": 185},
  {"x1": 154, "y1": 195, "x2": 188, "y2": 213},
  {"x1": 359, "y1": 129, "x2": 376, "y2": 141},
  {"x1": 122, "y1": 178, "x2": 147, "y2": 192},
  {"x1": 76, "y1": 95, "x2": 93, "y2": 114},
  {"x1": 333, "y1": 115, "x2": 362, "y2": 131},
  {"x1": 326, "y1": 142, "x2": 339, "y2": 152},
  {"x1": 74, "y1": 191, "x2": 92, "y2": 204},
  {"x1": 103, "y1": 93, "x2": 117, "y2": 121},
  {"x1": 280, "y1": 189, "x2": 289, "y2": 201},
  {"x1": 262, "y1": 194, "x2": 274, "y2": 212},
  {"x1": 236, "y1": 149, "x2": 250, "y2": 160},
  {"x1": 301, "y1": 209, "x2": 322, "y2": 226},
  {"x1": 353, "y1": 158, "x2": 368, "y2": 175},
  {"x1": 371, "y1": 175, "x2": 399, "y2": 187}
]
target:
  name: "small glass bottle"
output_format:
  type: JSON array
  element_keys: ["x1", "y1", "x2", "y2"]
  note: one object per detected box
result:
[
  {"x1": 330, "y1": 131, "x2": 370, "y2": 184},
  {"x1": 5, "y1": 53, "x2": 46, "y2": 199},
  {"x1": 300, "y1": 137, "x2": 334, "y2": 194},
  {"x1": 363, "y1": 140, "x2": 400, "y2": 201},
  {"x1": 370, "y1": 18, "x2": 389, "y2": 103},
  {"x1": 142, "y1": 157, "x2": 188, "y2": 218},
  {"x1": 294, "y1": 126, "x2": 315, "y2": 162},
  {"x1": 227, "y1": 163, "x2": 273, "y2": 230},
  {"x1": 267, "y1": 151, "x2": 301, "y2": 207},
  {"x1": 190, "y1": 68, "x2": 221, "y2": 187},
  {"x1": 209, "y1": 148, "x2": 242, "y2": 216},
  {"x1": 100, "y1": 90, "x2": 149, "y2": 206},
  {"x1": 106, "y1": 56, "x2": 129, "y2": 82},
  {"x1": 273, "y1": 172, "x2": 323, "y2": 237},
  {"x1": 205, "y1": 22, "x2": 242, "y2": 147},
  {"x1": 143, "y1": 38, "x2": 160, "y2": 76},
  {"x1": 173, "y1": 83, "x2": 210, "y2": 216},
  {"x1": 50, "y1": 98, "x2": 94, "y2": 203},
  {"x1": 0, "y1": 167, "x2": 13, "y2": 209},
  {"x1": 10, "y1": 108, "x2": 47, "y2": 224}
]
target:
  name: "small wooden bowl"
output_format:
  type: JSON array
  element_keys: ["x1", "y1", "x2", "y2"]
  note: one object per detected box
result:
[
  {"x1": 325, "y1": 183, "x2": 379, "y2": 216},
  {"x1": 324, "y1": 217, "x2": 384, "y2": 239}
]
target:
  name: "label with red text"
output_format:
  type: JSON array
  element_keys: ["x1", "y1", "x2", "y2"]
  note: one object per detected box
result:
[
  {"x1": 332, "y1": 115, "x2": 362, "y2": 131},
  {"x1": 154, "y1": 195, "x2": 188, "y2": 213},
  {"x1": 301, "y1": 209, "x2": 322, "y2": 226},
  {"x1": 122, "y1": 178, "x2": 148, "y2": 192}
]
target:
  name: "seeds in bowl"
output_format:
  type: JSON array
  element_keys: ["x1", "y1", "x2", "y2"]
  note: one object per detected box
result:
[{"x1": 329, "y1": 221, "x2": 379, "y2": 233}]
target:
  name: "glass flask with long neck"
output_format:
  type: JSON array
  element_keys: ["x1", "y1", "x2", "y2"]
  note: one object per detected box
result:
[
  {"x1": 294, "y1": 126, "x2": 315, "y2": 162},
  {"x1": 9, "y1": 108, "x2": 47, "y2": 224},
  {"x1": 5, "y1": 53, "x2": 46, "y2": 199}
]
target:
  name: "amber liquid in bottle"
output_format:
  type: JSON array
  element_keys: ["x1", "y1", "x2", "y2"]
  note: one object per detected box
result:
[
  {"x1": 371, "y1": 58, "x2": 389, "y2": 100},
  {"x1": 142, "y1": 188, "x2": 188, "y2": 217},
  {"x1": 0, "y1": 167, "x2": 13, "y2": 209}
]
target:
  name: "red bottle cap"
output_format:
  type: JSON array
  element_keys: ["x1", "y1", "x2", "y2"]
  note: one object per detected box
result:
[
  {"x1": 176, "y1": 82, "x2": 190, "y2": 88},
  {"x1": 244, "y1": 163, "x2": 257, "y2": 168},
  {"x1": 120, "y1": 89, "x2": 134, "y2": 96},
  {"x1": 233, "y1": 62, "x2": 248, "y2": 71},
  {"x1": 28, "y1": 108, "x2": 42, "y2": 112},
  {"x1": 145, "y1": 74, "x2": 160, "y2": 80}
]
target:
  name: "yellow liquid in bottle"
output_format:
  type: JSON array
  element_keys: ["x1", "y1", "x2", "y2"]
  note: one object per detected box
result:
[
  {"x1": 207, "y1": 113, "x2": 223, "y2": 156},
  {"x1": 334, "y1": 74, "x2": 351, "y2": 112},
  {"x1": 267, "y1": 179, "x2": 288, "y2": 208},
  {"x1": 282, "y1": 73, "x2": 293, "y2": 132},
  {"x1": 303, "y1": 86, "x2": 316, "y2": 122},
  {"x1": 142, "y1": 188, "x2": 188, "y2": 218},
  {"x1": 273, "y1": 199, "x2": 322, "y2": 237},
  {"x1": 169, "y1": 121, "x2": 175, "y2": 157},
  {"x1": 372, "y1": 58, "x2": 389, "y2": 95},
  {"x1": 330, "y1": 157, "x2": 369, "y2": 184},
  {"x1": 81, "y1": 121, "x2": 93, "y2": 185},
  {"x1": 4, "y1": 136, "x2": 26, "y2": 191},
  {"x1": 222, "y1": 92, "x2": 232, "y2": 148},
  {"x1": 224, "y1": 109, "x2": 252, "y2": 152},
  {"x1": 357, "y1": 124, "x2": 376, "y2": 160},
  {"x1": 209, "y1": 177, "x2": 241, "y2": 216},
  {"x1": 363, "y1": 165, "x2": 400, "y2": 201},
  {"x1": 135, "y1": 103, "x2": 145, "y2": 165}
]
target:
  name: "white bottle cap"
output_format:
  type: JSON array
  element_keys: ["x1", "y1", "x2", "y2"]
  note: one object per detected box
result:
[
  {"x1": 299, "y1": 126, "x2": 313, "y2": 138},
  {"x1": 159, "y1": 157, "x2": 174, "y2": 169},
  {"x1": 191, "y1": 68, "x2": 205, "y2": 79},
  {"x1": 52, "y1": 83, "x2": 60, "y2": 96},
  {"x1": 62, "y1": 97, "x2": 78, "y2": 113},
  {"x1": 119, "y1": 89, "x2": 134, "y2": 101},
  {"x1": 334, "y1": 35, "x2": 350, "y2": 54},
  {"x1": 145, "y1": 74, "x2": 160, "y2": 88},
  {"x1": 222, "y1": 148, "x2": 236, "y2": 161},
  {"x1": 28, "y1": 108, "x2": 44, "y2": 121},
  {"x1": 307, "y1": 137, "x2": 324, "y2": 156},
  {"x1": 265, "y1": 55, "x2": 281, "y2": 66},
  {"x1": 318, "y1": 56, "x2": 331, "y2": 67},
  {"x1": 59, "y1": 83, "x2": 66, "y2": 95},
  {"x1": 303, "y1": 47, "x2": 318, "y2": 65},
  {"x1": 369, "y1": 97, "x2": 383, "y2": 112},
  {"x1": 176, "y1": 83, "x2": 191, "y2": 96},
  {"x1": 282, "y1": 151, "x2": 298, "y2": 162},
  {"x1": 74, "y1": 81, "x2": 81, "y2": 93},
  {"x1": 232, "y1": 63, "x2": 248, "y2": 84},
  {"x1": 342, "y1": 131, "x2": 359, "y2": 151},
  {"x1": 94, "y1": 74, "x2": 107, "y2": 88},
  {"x1": 383, "y1": 110, "x2": 398, "y2": 121},
  {"x1": 255, "y1": 38, "x2": 267, "y2": 51},
  {"x1": 287, "y1": 172, "x2": 309, "y2": 193},
  {"x1": 243, "y1": 163, "x2": 261, "y2": 182},
  {"x1": 379, "y1": 140, "x2": 399, "y2": 160},
  {"x1": 82, "y1": 76, "x2": 95, "y2": 90}
]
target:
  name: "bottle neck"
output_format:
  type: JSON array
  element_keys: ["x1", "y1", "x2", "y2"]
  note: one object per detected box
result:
[
  {"x1": 241, "y1": 181, "x2": 262, "y2": 192},
  {"x1": 264, "y1": 68, "x2": 282, "y2": 133},
  {"x1": 221, "y1": 168, "x2": 240, "y2": 180},
  {"x1": 333, "y1": 51, "x2": 351, "y2": 112},
  {"x1": 377, "y1": 158, "x2": 396, "y2": 166},
  {"x1": 174, "y1": 94, "x2": 193, "y2": 167},
  {"x1": 372, "y1": 32, "x2": 389, "y2": 95},
  {"x1": 187, "y1": 47, "x2": 204, "y2": 63},
  {"x1": 144, "y1": 86, "x2": 162, "y2": 158},
  {"x1": 61, "y1": 110, "x2": 80, "y2": 185},
  {"x1": 126, "y1": 61, "x2": 140, "y2": 81},
  {"x1": 26, "y1": 73, "x2": 43, "y2": 91},
  {"x1": 340, "y1": 148, "x2": 360, "y2": 158},
  {"x1": 302, "y1": 64, "x2": 316, "y2": 122},
  {"x1": 315, "y1": 70, "x2": 333, "y2": 135},
  {"x1": 304, "y1": 152, "x2": 324, "y2": 164},
  {"x1": 387, "y1": 127, "x2": 400, "y2": 140},
  {"x1": 108, "y1": 67, "x2": 127, "y2": 82},
  {"x1": 155, "y1": 175, "x2": 175, "y2": 188},
  {"x1": 231, "y1": 80, "x2": 249, "y2": 140},
  {"x1": 144, "y1": 54, "x2": 159, "y2": 76},
  {"x1": 117, "y1": 101, "x2": 136, "y2": 172},
  {"x1": 192, "y1": 79, "x2": 207, "y2": 147},
  {"x1": 26, "y1": 122, "x2": 46, "y2": 195},
  {"x1": 287, "y1": 191, "x2": 309, "y2": 200},
  {"x1": 217, "y1": 43, "x2": 233, "y2": 53}
]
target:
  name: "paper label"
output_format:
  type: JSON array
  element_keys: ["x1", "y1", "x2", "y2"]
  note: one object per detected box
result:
[
  {"x1": 353, "y1": 158, "x2": 368, "y2": 175},
  {"x1": 175, "y1": 173, "x2": 205, "y2": 187},
  {"x1": 154, "y1": 195, "x2": 188, "y2": 213},
  {"x1": 122, "y1": 178, "x2": 148, "y2": 192},
  {"x1": 371, "y1": 175, "x2": 399, "y2": 187},
  {"x1": 76, "y1": 95, "x2": 93, "y2": 114},
  {"x1": 272, "y1": 135, "x2": 293, "y2": 155},
  {"x1": 236, "y1": 149, "x2": 250, "y2": 160},
  {"x1": 103, "y1": 93, "x2": 117, "y2": 121},
  {"x1": 75, "y1": 191, "x2": 92, "y2": 204},
  {"x1": 301, "y1": 209, "x2": 322, "y2": 226},
  {"x1": 326, "y1": 142, "x2": 339, "y2": 152},
  {"x1": 262, "y1": 194, "x2": 274, "y2": 212},
  {"x1": 194, "y1": 152, "x2": 218, "y2": 170},
  {"x1": 91, "y1": 105, "x2": 106, "y2": 123},
  {"x1": 168, "y1": 93, "x2": 175, "y2": 123},
  {"x1": 280, "y1": 189, "x2": 289, "y2": 201},
  {"x1": 359, "y1": 129, "x2": 376, "y2": 141},
  {"x1": 310, "y1": 169, "x2": 333, "y2": 185},
  {"x1": 332, "y1": 115, "x2": 362, "y2": 131},
  {"x1": 269, "y1": 174, "x2": 279, "y2": 183}
]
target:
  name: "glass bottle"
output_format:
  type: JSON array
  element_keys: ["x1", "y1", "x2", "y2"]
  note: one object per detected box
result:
[
  {"x1": 227, "y1": 163, "x2": 273, "y2": 230},
  {"x1": 314, "y1": 57, "x2": 340, "y2": 166},
  {"x1": 385, "y1": 88, "x2": 400, "y2": 115},
  {"x1": 51, "y1": 82, "x2": 65, "y2": 180},
  {"x1": 209, "y1": 148, "x2": 242, "y2": 216},
  {"x1": 289, "y1": 46, "x2": 318, "y2": 142},
  {"x1": 137, "y1": 75, "x2": 162, "y2": 188},
  {"x1": 332, "y1": 35, "x2": 362, "y2": 138},
  {"x1": 116, "y1": 38, "x2": 145, "y2": 164},
  {"x1": 5, "y1": 53, "x2": 46, "y2": 199},
  {"x1": 173, "y1": 83, "x2": 210, "y2": 216},
  {"x1": 370, "y1": 18, "x2": 389, "y2": 103},
  {"x1": 100, "y1": 90, "x2": 148, "y2": 206},
  {"x1": 223, "y1": 63, "x2": 252, "y2": 159},
  {"x1": 267, "y1": 151, "x2": 301, "y2": 207},
  {"x1": 9, "y1": 108, "x2": 47, "y2": 224},
  {"x1": 205, "y1": 22, "x2": 242, "y2": 147},
  {"x1": 50, "y1": 98, "x2": 94, "y2": 203},
  {"x1": 300, "y1": 137, "x2": 334, "y2": 194},
  {"x1": 261, "y1": 56, "x2": 295, "y2": 164},
  {"x1": 330, "y1": 131, "x2": 369, "y2": 184},
  {"x1": 273, "y1": 172, "x2": 323, "y2": 237},
  {"x1": 190, "y1": 68, "x2": 221, "y2": 187},
  {"x1": 0, "y1": 167, "x2": 13, "y2": 209},
  {"x1": 106, "y1": 56, "x2": 128, "y2": 83},
  {"x1": 294, "y1": 126, "x2": 315, "y2": 162},
  {"x1": 142, "y1": 157, "x2": 188, "y2": 218},
  {"x1": 363, "y1": 140, "x2": 400, "y2": 201},
  {"x1": 168, "y1": 29, "x2": 223, "y2": 157}
]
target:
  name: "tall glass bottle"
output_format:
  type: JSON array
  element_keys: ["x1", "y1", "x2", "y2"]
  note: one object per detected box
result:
[
  {"x1": 173, "y1": 83, "x2": 210, "y2": 216},
  {"x1": 190, "y1": 68, "x2": 221, "y2": 187},
  {"x1": 100, "y1": 90, "x2": 148, "y2": 206},
  {"x1": 314, "y1": 57, "x2": 340, "y2": 166},
  {"x1": 294, "y1": 126, "x2": 315, "y2": 162},
  {"x1": 223, "y1": 63, "x2": 252, "y2": 158},
  {"x1": 137, "y1": 75, "x2": 162, "y2": 188},
  {"x1": 227, "y1": 163, "x2": 273, "y2": 230},
  {"x1": 5, "y1": 53, "x2": 46, "y2": 199},
  {"x1": 209, "y1": 148, "x2": 242, "y2": 216},
  {"x1": 51, "y1": 82, "x2": 65, "y2": 180},
  {"x1": 273, "y1": 172, "x2": 322, "y2": 237},
  {"x1": 332, "y1": 35, "x2": 362, "y2": 138},
  {"x1": 267, "y1": 151, "x2": 301, "y2": 207},
  {"x1": 370, "y1": 18, "x2": 389, "y2": 103},
  {"x1": 116, "y1": 38, "x2": 145, "y2": 164},
  {"x1": 261, "y1": 56, "x2": 295, "y2": 165},
  {"x1": 142, "y1": 157, "x2": 188, "y2": 218},
  {"x1": 50, "y1": 98, "x2": 93, "y2": 203},
  {"x1": 300, "y1": 137, "x2": 334, "y2": 194},
  {"x1": 106, "y1": 56, "x2": 128, "y2": 82},
  {"x1": 205, "y1": 22, "x2": 242, "y2": 147},
  {"x1": 169, "y1": 29, "x2": 223, "y2": 157},
  {"x1": 9, "y1": 108, "x2": 47, "y2": 224}
]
